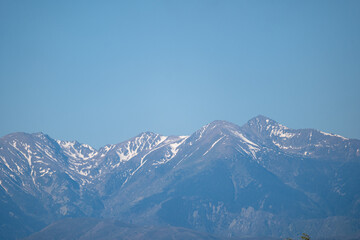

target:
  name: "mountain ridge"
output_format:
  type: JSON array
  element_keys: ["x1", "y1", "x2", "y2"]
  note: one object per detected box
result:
[
  {"x1": 2, "y1": 115, "x2": 356, "y2": 154},
  {"x1": 1, "y1": 116, "x2": 359, "y2": 239}
]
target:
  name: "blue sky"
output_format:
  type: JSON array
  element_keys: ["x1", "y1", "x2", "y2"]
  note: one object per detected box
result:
[{"x1": 1, "y1": 0, "x2": 360, "y2": 148}]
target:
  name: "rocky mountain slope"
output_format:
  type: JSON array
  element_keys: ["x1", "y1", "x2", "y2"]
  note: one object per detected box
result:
[{"x1": 1, "y1": 115, "x2": 359, "y2": 239}]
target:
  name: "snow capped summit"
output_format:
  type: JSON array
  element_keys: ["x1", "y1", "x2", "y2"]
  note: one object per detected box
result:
[
  {"x1": 188, "y1": 120, "x2": 240, "y2": 143},
  {"x1": 241, "y1": 115, "x2": 360, "y2": 160},
  {"x1": 99, "y1": 131, "x2": 167, "y2": 164},
  {"x1": 244, "y1": 115, "x2": 287, "y2": 136},
  {"x1": 248, "y1": 114, "x2": 278, "y2": 125},
  {"x1": 57, "y1": 140, "x2": 98, "y2": 161},
  {"x1": 206, "y1": 120, "x2": 241, "y2": 131}
]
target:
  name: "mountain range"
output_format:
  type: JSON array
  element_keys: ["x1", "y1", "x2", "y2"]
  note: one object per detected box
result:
[{"x1": 1, "y1": 115, "x2": 359, "y2": 239}]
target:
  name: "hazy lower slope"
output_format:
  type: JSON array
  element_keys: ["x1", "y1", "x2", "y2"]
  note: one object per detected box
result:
[{"x1": 22, "y1": 218, "x2": 225, "y2": 240}]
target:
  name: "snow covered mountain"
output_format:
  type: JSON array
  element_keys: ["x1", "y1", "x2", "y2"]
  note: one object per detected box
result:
[{"x1": 1, "y1": 116, "x2": 360, "y2": 239}]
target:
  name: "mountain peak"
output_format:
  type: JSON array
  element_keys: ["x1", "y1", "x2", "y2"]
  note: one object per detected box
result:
[
  {"x1": 188, "y1": 120, "x2": 240, "y2": 143},
  {"x1": 243, "y1": 115, "x2": 284, "y2": 135},
  {"x1": 248, "y1": 115, "x2": 278, "y2": 126},
  {"x1": 208, "y1": 120, "x2": 237, "y2": 127},
  {"x1": 203, "y1": 120, "x2": 241, "y2": 134},
  {"x1": 135, "y1": 131, "x2": 163, "y2": 140}
]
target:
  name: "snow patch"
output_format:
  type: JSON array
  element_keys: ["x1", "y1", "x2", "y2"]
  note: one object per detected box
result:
[
  {"x1": 203, "y1": 136, "x2": 225, "y2": 156},
  {"x1": 231, "y1": 131, "x2": 260, "y2": 158},
  {"x1": 0, "y1": 156, "x2": 13, "y2": 171},
  {"x1": 320, "y1": 131, "x2": 348, "y2": 140},
  {"x1": 0, "y1": 180, "x2": 9, "y2": 193},
  {"x1": 10, "y1": 141, "x2": 32, "y2": 167},
  {"x1": 117, "y1": 134, "x2": 167, "y2": 163},
  {"x1": 57, "y1": 140, "x2": 98, "y2": 160},
  {"x1": 272, "y1": 141, "x2": 302, "y2": 151},
  {"x1": 131, "y1": 160, "x2": 147, "y2": 176},
  {"x1": 229, "y1": 219, "x2": 237, "y2": 228},
  {"x1": 196, "y1": 124, "x2": 210, "y2": 141},
  {"x1": 39, "y1": 168, "x2": 53, "y2": 177},
  {"x1": 270, "y1": 128, "x2": 296, "y2": 138},
  {"x1": 154, "y1": 136, "x2": 189, "y2": 165},
  {"x1": 231, "y1": 131, "x2": 259, "y2": 147}
]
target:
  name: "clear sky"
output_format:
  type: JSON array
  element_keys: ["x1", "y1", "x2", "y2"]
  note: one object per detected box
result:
[{"x1": 1, "y1": 0, "x2": 359, "y2": 148}]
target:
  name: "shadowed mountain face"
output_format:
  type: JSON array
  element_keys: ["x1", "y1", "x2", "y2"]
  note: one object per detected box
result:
[{"x1": 1, "y1": 116, "x2": 360, "y2": 239}]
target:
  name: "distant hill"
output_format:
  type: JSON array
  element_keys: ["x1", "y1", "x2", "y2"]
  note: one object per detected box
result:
[{"x1": 1, "y1": 116, "x2": 360, "y2": 239}]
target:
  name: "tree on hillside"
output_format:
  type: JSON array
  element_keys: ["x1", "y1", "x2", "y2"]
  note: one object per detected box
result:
[
  {"x1": 300, "y1": 233, "x2": 310, "y2": 240},
  {"x1": 285, "y1": 233, "x2": 310, "y2": 240}
]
